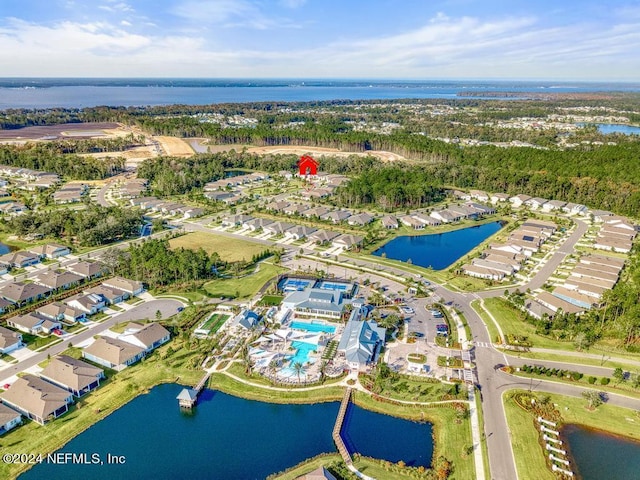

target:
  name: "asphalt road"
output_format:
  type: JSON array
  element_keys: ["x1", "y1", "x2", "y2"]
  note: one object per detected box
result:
[{"x1": 0, "y1": 299, "x2": 182, "y2": 384}]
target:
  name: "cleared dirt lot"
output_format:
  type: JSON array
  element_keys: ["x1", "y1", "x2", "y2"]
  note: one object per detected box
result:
[{"x1": 0, "y1": 122, "x2": 121, "y2": 140}]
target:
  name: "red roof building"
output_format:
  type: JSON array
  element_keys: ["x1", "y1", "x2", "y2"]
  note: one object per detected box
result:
[{"x1": 298, "y1": 155, "x2": 318, "y2": 176}]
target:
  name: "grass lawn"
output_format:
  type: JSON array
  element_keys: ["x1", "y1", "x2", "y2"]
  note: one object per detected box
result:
[
  {"x1": 471, "y1": 299, "x2": 500, "y2": 344},
  {"x1": 155, "y1": 290, "x2": 207, "y2": 303},
  {"x1": 259, "y1": 294, "x2": 284, "y2": 306},
  {"x1": 504, "y1": 389, "x2": 640, "y2": 480},
  {"x1": 482, "y1": 298, "x2": 640, "y2": 365},
  {"x1": 502, "y1": 391, "x2": 555, "y2": 480},
  {"x1": 204, "y1": 262, "x2": 286, "y2": 299},
  {"x1": 483, "y1": 297, "x2": 576, "y2": 351},
  {"x1": 22, "y1": 333, "x2": 61, "y2": 351},
  {"x1": 209, "y1": 371, "x2": 345, "y2": 404},
  {"x1": 169, "y1": 231, "x2": 269, "y2": 262}
]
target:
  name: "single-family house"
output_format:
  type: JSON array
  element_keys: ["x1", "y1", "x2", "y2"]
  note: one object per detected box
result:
[
  {"x1": 0, "y1": 297, "x2": 13, "y2": 313},
  {"x1": 0, "y1": 201, "x2": 27, "y2": 216},
  {"x1": 283, "y1": 204, "x2": 309, "y2": 216},
  {"x1": 39, "y1": 355, "x2": 105, "y2": 397},
  {"x1": 34, "y1": 270, "x2": 83, "y2": 291},
  {"x1": 320, "y1": 210, "x2": 352, "y2": 224},
  {"x1": 562, "y1": 203, "x2": 588, "y2": 216},
  {"x1": 263, "y1": 221, "x2": 296, "y2": 236},
  {"x1": 64, "y1": 293, "x2": 106, "y2": 315},
  {"x1": 461, "y1": 264, "x2": 504, "y2": 281},
  {"x1": 399, "y1": 215, "x2": 425, "y2": 230},
  {"x1": 66, "y1": 261, "x2": 105, "y2": 280},
  {"x1": 380, "y1": 215, "x2": 399, "y2": 229},
  {"x1": 265, "y1": 201, "x2": 290, "y2": 213},
  {"x1": 347, "y1": 213, "x2": 374, "y2": 226},
  {"x1": 430, "y1": 209, "x2": 460, "y2": 223},
  {"x1": 0, "y1": 251, "x2": 40, "y2": 269},
  {"x1": 284, "y1": 225, "x2": 317, "y2": 241},
  {"x1": 524, "y1": 197, "x2": 548, "y2": 210},
  {"x1": 542, "y1": 200, "x2": 567, "y2": 212},
  {"x1": 0, "y1": 403, "x2": 22, "y2": 435},
  {"x1": 0, "y1": 325, "x2": 23, "y2": 354},
  {"x1": 302, "y1": 206, "x2": 330, "y2": 219},
  {"x1": 82, "y1": 336, "x2": 146, "y2": 371},
  {"x1": 6, "y1": 313, "x2": 61, "y2": 335},
  {"x1": 308, "y1": 230, "x2": 340, "y2": 245},
  {"x1": 102, "y1": 277, "x2": 144, "y2": 296},
  {"x1": 490, "y1": 193, "x2": 510, "y2": 204},
  {"x1": 36, "y1": 302, "x2": 86, "y2": 323},
  {"x1": 244, "y1": 218, "x2": 274, "y2": 231},
  {"x1": 28, "y1": 243, "x2": 71, "y2": 259},
  {"x1": 509, "y1": 194, "x2": 532, "y2": 207},
  {"x1": 85, "y1": 285, "x2": 128, "y2": 305},
  {"x1": 0, "y1": 375, "x2": 72, "y2": 425},
  {"x1": 222, "y1": 214, "x2": 253, "y2": 227},
  {"x1": 332, "y1": 234, "x2": 364, "y2": 250},
  {"x1": 0, "y1": 282, "x2": 51, "y2": 305},
  {"x1": 117, "y1": 322, "x2": 171, "y2": 352}
]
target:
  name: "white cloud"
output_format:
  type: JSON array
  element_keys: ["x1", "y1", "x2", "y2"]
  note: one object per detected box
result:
[
  {"x1": 0, "y1": 12, "x2": 639, "y2": 79},
  {"x1": 171, "y1": 0, "x2": 300, "y2": 29},
  {"x1": 98, "y1": 2, "x2": 134, "y2": 13},
  {"x1": 280, "y1": 0, "x2": 307, "y2": 7}
]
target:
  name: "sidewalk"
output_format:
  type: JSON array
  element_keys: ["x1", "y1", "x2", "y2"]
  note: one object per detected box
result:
[{"x1": 448, "y1": 306, "x2": 485, "y2": 480}]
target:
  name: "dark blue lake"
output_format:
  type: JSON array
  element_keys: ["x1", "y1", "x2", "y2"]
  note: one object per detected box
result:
[
  {"x1": 373, "y1": 221, "x2": 503, "y2": 270},
  {"x1": 20, "y1": 384, "x2": 433, "y2": 480},
  {"x1": 563, "y1": 424, "x2": 640, "y2": 480}
]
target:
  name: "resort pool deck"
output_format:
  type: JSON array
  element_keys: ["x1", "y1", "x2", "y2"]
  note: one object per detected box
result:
[{"x1": 290, "y1": 321, "x2": 337, "y2": 334}]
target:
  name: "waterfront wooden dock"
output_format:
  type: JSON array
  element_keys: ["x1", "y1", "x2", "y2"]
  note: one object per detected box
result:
[
  {"x1": 332, "y1": 387, "x2": 353, "y2": 466},
  {"x1": 177, "y1": 371, "x2": 211, "y2": 408}
]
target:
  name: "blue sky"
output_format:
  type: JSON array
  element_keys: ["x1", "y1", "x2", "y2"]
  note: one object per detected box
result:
[{"x1": 1, "y1": 0, "x2": 639, "y2": 79}]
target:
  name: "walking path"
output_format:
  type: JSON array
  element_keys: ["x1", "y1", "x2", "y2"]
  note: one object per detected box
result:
[{"x1": 448, "y1": 307, "x2": 486, "y2": 480}]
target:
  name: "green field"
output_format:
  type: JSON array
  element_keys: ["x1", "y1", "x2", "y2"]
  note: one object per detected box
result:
[
  {"x1": 204, "y1": 262, "x2": 285, "y2": 299},
  {"x1": 169, "y1": 231, "x2": 269, "y2": 262}
]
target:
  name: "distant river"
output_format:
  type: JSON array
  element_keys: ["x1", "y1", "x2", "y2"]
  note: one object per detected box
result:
[
  {"x1": 563, "y1": 424, "x2": 640, "y2": 480},
  {"x1": 20, "y1": 384, "x2": 433, "y2": 479},
  {"x1": 576, "y1": 123, "x2": 640, "y2": 135},
  {"x1": 1, "y1": 79, "x2": 640, "y2": 109}
]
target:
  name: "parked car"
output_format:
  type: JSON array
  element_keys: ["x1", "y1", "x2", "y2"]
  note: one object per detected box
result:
[{"x1": 52, "y1": 329, "x2": 63, "y2": 336}]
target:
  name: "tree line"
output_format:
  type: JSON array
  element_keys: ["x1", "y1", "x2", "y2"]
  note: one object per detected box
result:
[{"x1": 3, "y1": 205, "x2": 143, "y2": 246}]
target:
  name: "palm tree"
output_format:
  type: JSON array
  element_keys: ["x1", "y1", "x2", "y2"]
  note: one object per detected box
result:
[
  {"x1": 293, "y1": 362, "x2": 304, "y2": 383},
  {"x1": 268, "y1": 358, "x2": 278, "y2": 380}
]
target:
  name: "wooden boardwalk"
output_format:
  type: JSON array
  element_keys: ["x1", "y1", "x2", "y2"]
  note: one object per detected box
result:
[
  {"x1": 332, "y1": 387, "x2": 353, "y2": 466},
  {"x1": 195, "y1": 371, "x2": 212, "y2": 393}
]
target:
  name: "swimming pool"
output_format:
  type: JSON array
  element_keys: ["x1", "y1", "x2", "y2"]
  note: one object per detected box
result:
[
  {"x1": 289, "y1": 341, "x2": 317, "y2": 365},
  {"x1": 290, "y1": 321, "x2": 337, "y2": 334}
]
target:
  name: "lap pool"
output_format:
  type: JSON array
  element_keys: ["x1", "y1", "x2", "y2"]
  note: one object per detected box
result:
[{"x1": 290, "y1": 321, "x2": 337, "y2": 334}]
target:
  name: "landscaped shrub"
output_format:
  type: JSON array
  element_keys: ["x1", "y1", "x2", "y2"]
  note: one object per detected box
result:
[
  {"x1": 600, "y1": 377, "x2": 610, "y2": 385},
  {"x1": 588, "y1": 376, "x2": 597, "y2": 384},
  {"x1": 571, "y1": 371, "x2": 583, "y2": 381}
]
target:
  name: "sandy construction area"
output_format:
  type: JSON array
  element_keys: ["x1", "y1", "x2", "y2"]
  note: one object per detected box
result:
[
  {"x1": 154, "y1": 136, "x2": 194, "y2": 157},
  {"x1": 245, "y1": 145, "x2": 406, "y2": 162}
]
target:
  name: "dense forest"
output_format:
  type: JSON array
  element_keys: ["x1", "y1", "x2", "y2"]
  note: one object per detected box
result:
[
  {"x1": 113, "y1": 239, "x2": 215, "y2": 286},
  {"x1": 3, "y1": 206, "x2": 143, "y2": 246},
  {"x1": 0, "y1": 143, "x2": 124, "y2": 179}
]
